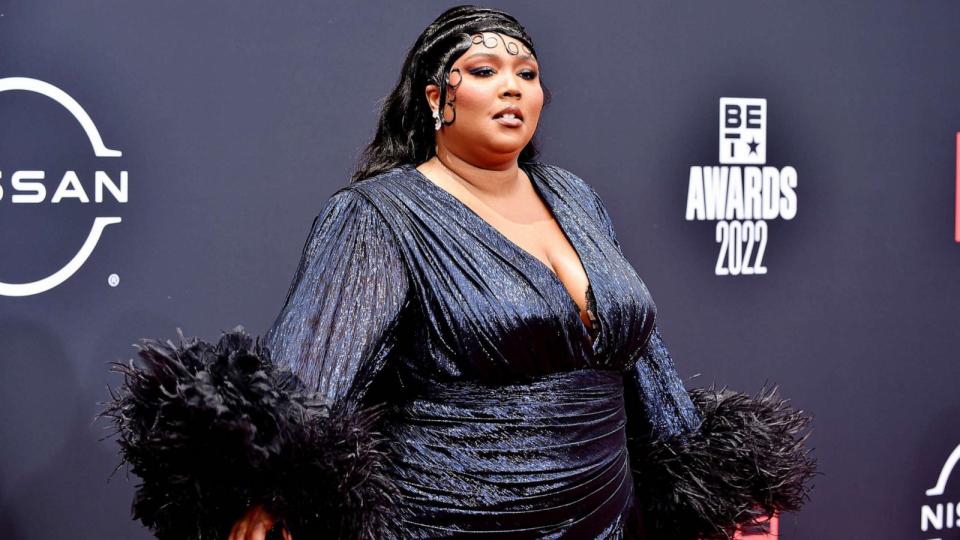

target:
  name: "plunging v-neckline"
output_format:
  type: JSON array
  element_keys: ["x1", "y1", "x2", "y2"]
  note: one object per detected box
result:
[{"x1": 405, "y1": 162, "x2": 602, "y2": 353}]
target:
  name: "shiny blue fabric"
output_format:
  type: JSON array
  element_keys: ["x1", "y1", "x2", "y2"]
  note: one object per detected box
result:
[
  {"x1": 385, "y1": 369, "x2": 633, "y2": 538},
  {"x1": 263, "y1": 162, "x2": 703, "y2": 538}
]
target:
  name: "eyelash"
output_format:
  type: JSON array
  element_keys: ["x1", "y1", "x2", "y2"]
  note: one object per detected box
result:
[{"x1": 469, "y1": 67, "x2": 539, "y2": 80}]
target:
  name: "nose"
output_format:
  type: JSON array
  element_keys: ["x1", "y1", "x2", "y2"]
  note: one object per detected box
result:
[{"x1": 501, "y1": 72, "x2": 521, "y2": 99}]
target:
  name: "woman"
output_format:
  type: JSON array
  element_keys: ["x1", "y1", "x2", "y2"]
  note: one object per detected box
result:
[{"x1": 103, "y1": 5, "x2": 815, "y2": 540}]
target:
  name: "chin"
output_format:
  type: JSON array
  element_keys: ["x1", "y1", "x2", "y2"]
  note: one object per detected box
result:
[
  {"x1": 485, "y1": 142, "x2": 530, "y2": 156},
  {"x1": 489, "y1": 132, "x2": 533, "y2": 148}
]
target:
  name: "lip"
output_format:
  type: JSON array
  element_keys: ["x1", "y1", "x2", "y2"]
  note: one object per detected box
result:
[
  {"x1": 492, "y1": 105, "x2": 523, "y2": 124},
  {"x1": 494, "y1": 116, "x2": 523, "y2": 128}
]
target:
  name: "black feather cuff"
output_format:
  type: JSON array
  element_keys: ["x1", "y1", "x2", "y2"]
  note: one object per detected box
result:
[
  {"x1": 628, "y1": 383, "x2": 818, "y2": 540},
  {"x1": 97, "y1": 326, "x2": 400, "y2": 540}
]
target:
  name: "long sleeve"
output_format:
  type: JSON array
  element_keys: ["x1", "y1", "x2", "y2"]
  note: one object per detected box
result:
[
  {"x1": 623, "y1": 324, "x2": 702, "y2": 441},
  {"x1": 100, "y1": 186, "x2": 411, "y2": 540},
  {"x1": 587, "y1": 182, "x2": 816, "y2": 540},
  {"x1": 264, "y1": 187, "x2": 411, "y2": 413},
  {"x1": 586, "y1": 182, "x2": 701, "y2": 441}
]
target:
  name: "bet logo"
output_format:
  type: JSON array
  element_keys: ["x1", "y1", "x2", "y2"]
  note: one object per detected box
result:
[
  {"x1": 686, "y1": 97, "x2": 797, "y2": 275},
  {"x1": 719, "y1": 97, "x2": 766, "y2": 165}
]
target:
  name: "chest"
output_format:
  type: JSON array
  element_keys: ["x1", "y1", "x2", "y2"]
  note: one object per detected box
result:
[
  {"x1": 426, "y1": 172, "x2": 593, "y2": 324},
  {"x1": 358, "y1": 166, "x2": 658, "y2": 382}
]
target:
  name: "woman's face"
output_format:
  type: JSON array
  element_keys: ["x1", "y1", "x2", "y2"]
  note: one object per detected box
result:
[{"x1": 426, "y1": 31, "x2": 544, "y2": 166}]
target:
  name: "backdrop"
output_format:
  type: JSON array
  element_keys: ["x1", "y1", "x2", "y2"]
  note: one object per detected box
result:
[{"x1": 1, "y1": 1, "x2": 959, "y2": 538}]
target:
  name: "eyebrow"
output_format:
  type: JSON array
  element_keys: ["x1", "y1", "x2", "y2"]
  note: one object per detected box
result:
[{"x1": 465, "y1": 52, "x2": 537, "y2": 63}]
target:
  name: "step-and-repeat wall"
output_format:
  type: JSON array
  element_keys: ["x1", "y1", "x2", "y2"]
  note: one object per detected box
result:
[{"x1": 1, "y1": 2, "x2": 958, "y2": 539}]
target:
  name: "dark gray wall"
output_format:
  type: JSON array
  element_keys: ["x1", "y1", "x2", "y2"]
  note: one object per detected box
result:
[{"x1": 1, "y1": 1, "x2": 959, "y2": 538}]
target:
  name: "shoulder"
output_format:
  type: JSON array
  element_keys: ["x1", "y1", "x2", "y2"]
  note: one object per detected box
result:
[
  {"x1": 529, "y1": 161, "x2": 621, "y2": 247},
  {"x1": 312, "y1": 181, "x2": 400, "y2": 246},
  {"x1": 326, "y1": 165, "x2": 421, "y2": 217},
  {"x1": 526, "y1": 160, "x2": 579, "y2": 183},
  {"x1": 307, "y1": 183, "x2": 411, "y2": 274},
  {"x1": 528, "y1": 161, "x2": 610, "y2": 217},
  {"x1": 528, "y1": 161, "x2": 606, "y2": 202},
  {"x1": 343, "y1": 164, "x2": 414, "y2": 198},
  {"x1": 322, "y1": 165, "x2": 413, "y2": 219}
]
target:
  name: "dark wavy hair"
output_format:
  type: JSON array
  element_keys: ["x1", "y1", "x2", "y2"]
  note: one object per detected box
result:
[{"x1": 351, "y1": 5, "x2": 551, "y2": 182}]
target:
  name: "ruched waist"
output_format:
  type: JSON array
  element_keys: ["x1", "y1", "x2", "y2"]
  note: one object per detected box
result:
[{"x1": 383, "y1": 369, "x2": 635, "y2": 539}]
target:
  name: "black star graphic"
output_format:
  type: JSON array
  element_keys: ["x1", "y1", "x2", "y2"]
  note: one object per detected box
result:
[{"x1": 747, "y1": 138, "x2": 760, "y2": 155}]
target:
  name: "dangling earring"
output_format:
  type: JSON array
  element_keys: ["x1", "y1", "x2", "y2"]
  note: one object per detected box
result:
[{"x1": 432, "y1": 107, "x2": 442, "y2": 131}]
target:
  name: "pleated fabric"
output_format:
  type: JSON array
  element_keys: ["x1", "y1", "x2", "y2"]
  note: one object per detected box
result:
[
  {"x1": 385, "y1": 369, "x2": 633, "y2": 538},
  {"x1": 263, "y1": 161, "x2": 702, "y2": 538}
]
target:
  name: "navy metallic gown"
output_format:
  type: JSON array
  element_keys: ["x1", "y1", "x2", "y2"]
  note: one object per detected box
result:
[{"x1": 263, "y1": 162, "x2": 703, "y2": 539}]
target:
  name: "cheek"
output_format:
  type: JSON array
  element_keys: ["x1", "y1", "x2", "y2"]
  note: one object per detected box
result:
[
  {"x1": 528, "y1": 85, "x2": 545, "y2": 111},
  {"x1": 450, "y1": 82, "x2": 493, "y2": 116}
]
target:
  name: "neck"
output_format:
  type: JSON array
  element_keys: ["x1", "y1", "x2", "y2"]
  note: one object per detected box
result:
[{"x1": 428, "y1": 148, "x2": 524, "y2": 198}]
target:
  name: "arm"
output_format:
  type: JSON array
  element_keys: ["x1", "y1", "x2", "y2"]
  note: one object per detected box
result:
[
  {"x1": 256, "y1": 187, "x2": 410, "y2": 536},
  {"x1": 585, "y1": 181, "x2": 701, "y2": 440},
  {"x1": 587, "y1": 183, "x2": 816, "y2": 540},
  {"x1": 102, "y1": 188, "x2": 410, "y2": 540},
  {"x1": 264, "y1": 187, "x2": 410, "y2": 412},
  {"x1": 623, "y1": 323, "x2": 702, "y2": 442}
]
